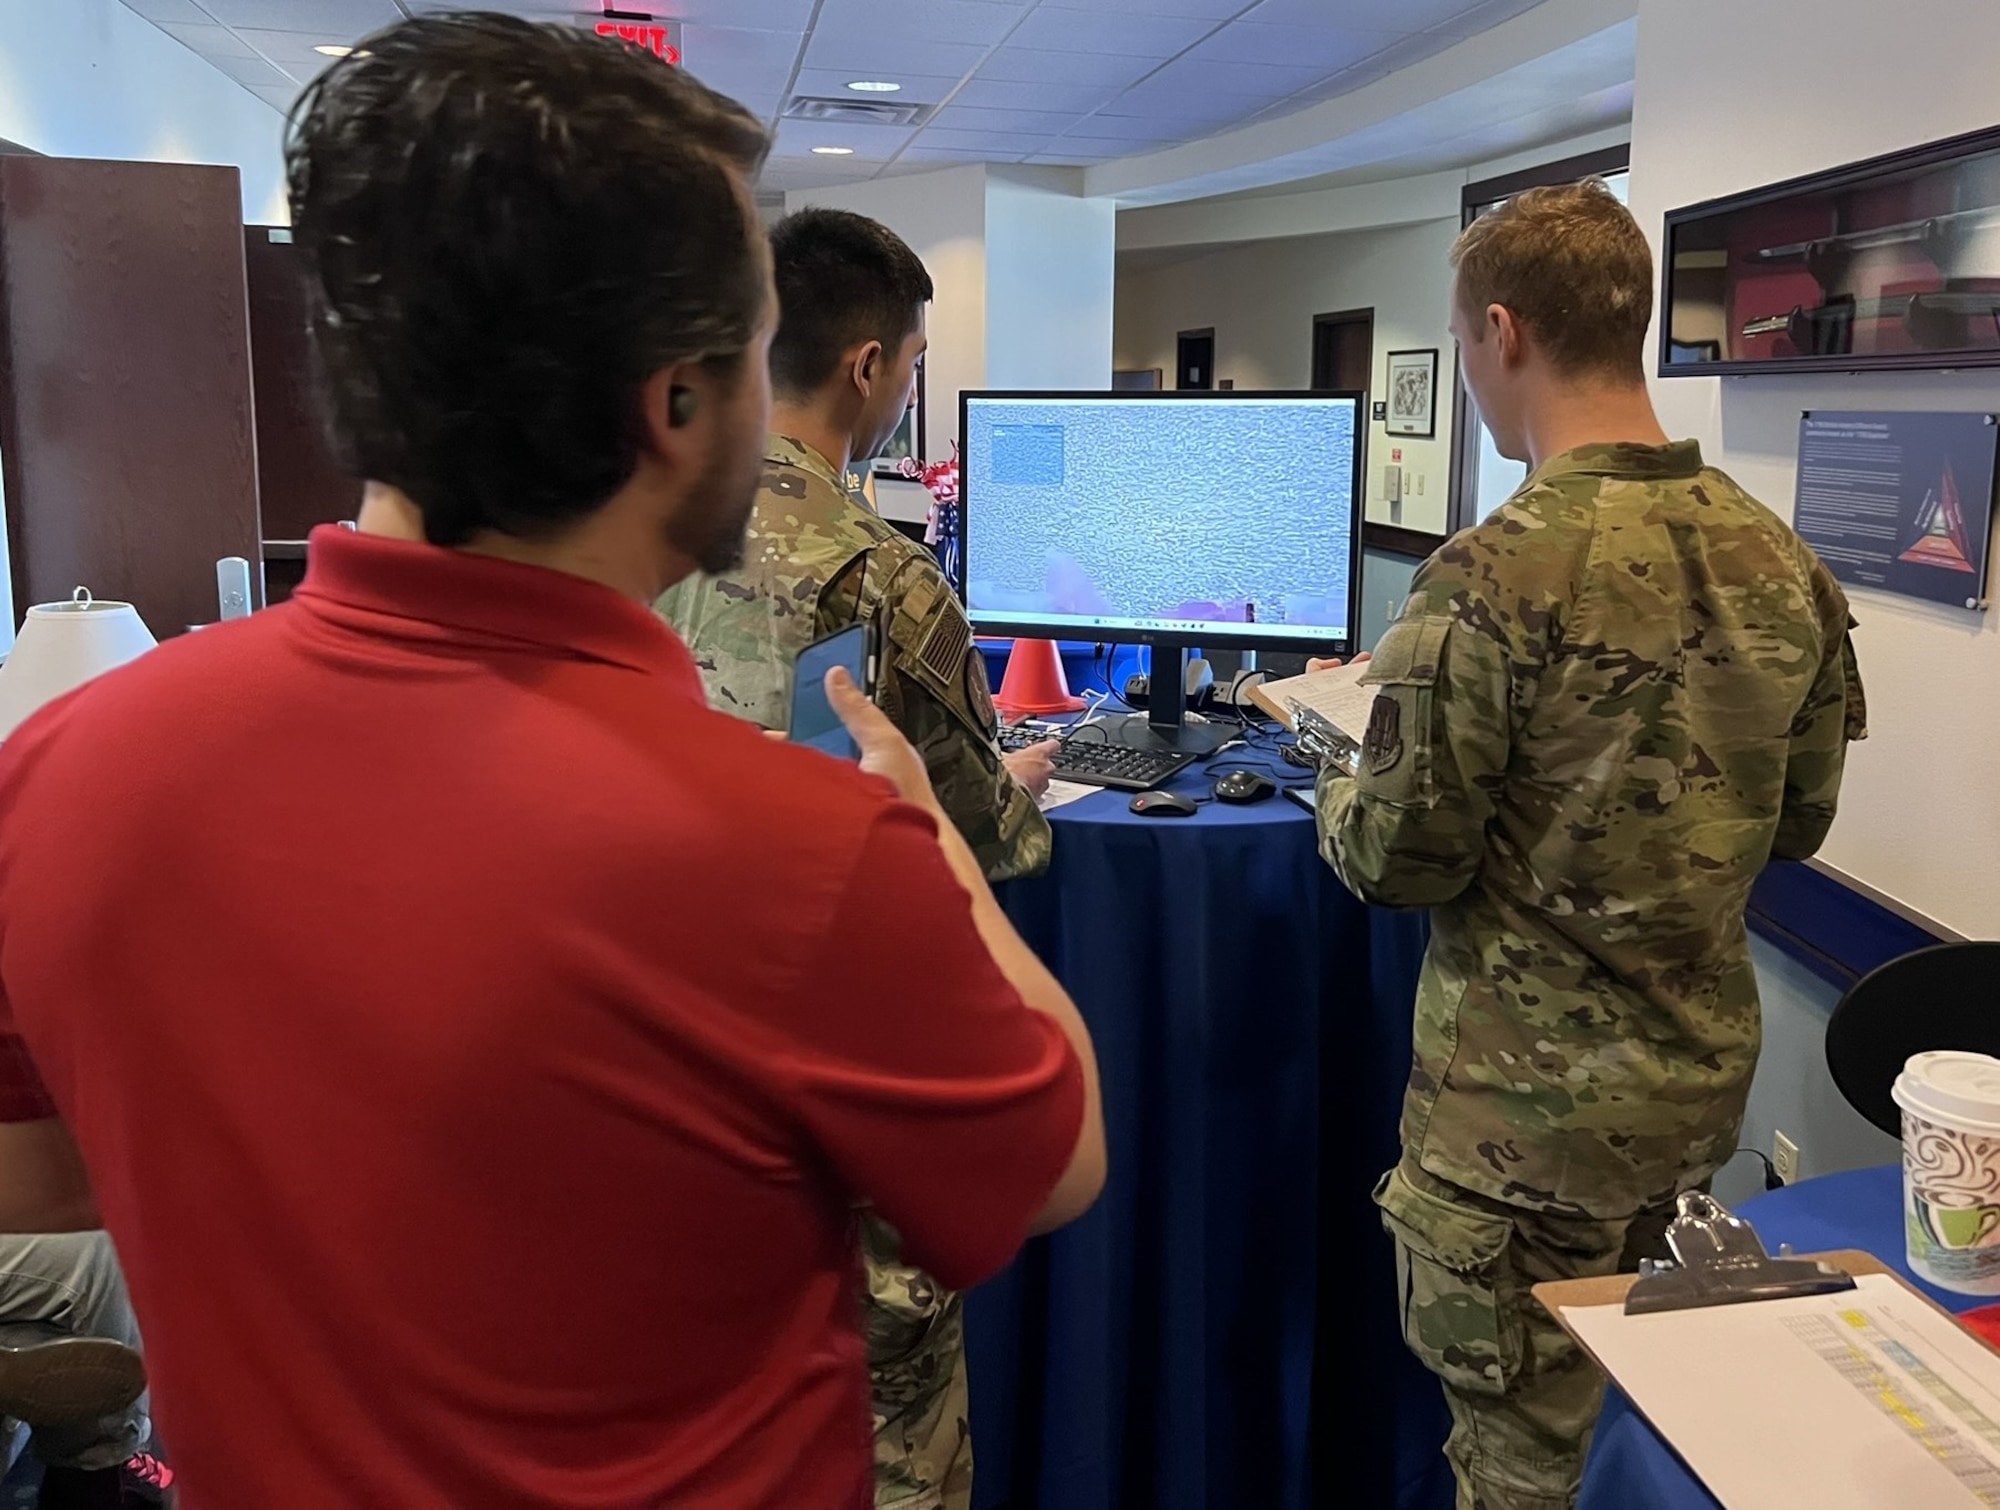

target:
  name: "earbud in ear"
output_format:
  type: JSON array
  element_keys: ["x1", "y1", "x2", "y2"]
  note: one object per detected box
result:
[{"x1": 668, "y1": 387, "x2": 699, "y2": 427}]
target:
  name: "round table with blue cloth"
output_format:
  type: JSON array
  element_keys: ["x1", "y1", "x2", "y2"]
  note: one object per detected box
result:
[
  {"x1": 1576, "y1": 1164, "x2": 1964, "y2": 1510},
  {"x1": 963, "y1": 723, "x2": 1453, "y2": 1510}
]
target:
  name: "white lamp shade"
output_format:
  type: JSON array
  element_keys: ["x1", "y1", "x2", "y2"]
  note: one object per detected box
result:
[{"x1": 0, "y1": 590, "x2": 157, "y2": 742}]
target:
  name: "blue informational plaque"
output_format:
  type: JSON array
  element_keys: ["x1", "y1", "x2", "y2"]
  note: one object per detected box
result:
[{"x1": 1795, "y1": 411, "x2": 1999, "y2": 609}]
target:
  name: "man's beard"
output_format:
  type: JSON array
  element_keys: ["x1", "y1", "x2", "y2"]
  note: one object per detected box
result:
[{"x1": 669, "y1": 439, "x2": 762, "y2": 576}]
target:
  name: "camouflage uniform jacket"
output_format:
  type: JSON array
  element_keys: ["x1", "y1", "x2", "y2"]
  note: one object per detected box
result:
[
  {"x1": 656, "y1": 435, "x2": 1051, "y2": 885},
  {"x1": 1317, "y1": 441, "x2": 1867, "y2": 1219}
]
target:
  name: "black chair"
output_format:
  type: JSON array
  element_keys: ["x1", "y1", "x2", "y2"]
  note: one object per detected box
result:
[{"x1": 1824, "y1": 941, "x2": 2000, "y2": 1136}]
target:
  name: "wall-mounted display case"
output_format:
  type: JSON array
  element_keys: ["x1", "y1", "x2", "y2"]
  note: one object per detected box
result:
[{"x1": 1660, "y1": 124, "x2": 2000, "y2": 377}]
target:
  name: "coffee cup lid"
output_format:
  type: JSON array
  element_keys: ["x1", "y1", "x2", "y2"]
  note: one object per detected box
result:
[{"x1": 1894, "y1": 1051, "x2": 2000, "y2": 1133}]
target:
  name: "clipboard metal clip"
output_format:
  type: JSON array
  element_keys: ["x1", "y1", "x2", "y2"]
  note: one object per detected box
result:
[
  {"x1": 1289, "y1": 701, "x2": 1358, "y2": 776},
  {"x1": 1623, "y1": 1192, "x2": 1856, "y2": 1315}
]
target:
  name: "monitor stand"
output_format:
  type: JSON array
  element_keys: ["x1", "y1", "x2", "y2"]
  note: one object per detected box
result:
[{"x1": 1104, "y1": 646, "x2": 1236, "y2": 757}]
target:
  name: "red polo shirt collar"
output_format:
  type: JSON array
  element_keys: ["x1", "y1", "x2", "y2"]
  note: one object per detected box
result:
[{"x1": 293, "y1": 525, "x2": 702, "y2": 695}]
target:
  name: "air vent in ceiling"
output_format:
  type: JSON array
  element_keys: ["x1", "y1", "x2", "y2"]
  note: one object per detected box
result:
[{"x1": 782, "y1": 96, "x2": 934, "y2": 128}]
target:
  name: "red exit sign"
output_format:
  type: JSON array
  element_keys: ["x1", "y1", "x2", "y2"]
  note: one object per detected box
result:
[{"x1": 595, "y1": 17, "x2": 682, "y2": 65}]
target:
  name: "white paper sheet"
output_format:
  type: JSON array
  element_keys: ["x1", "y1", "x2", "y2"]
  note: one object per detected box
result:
[
  {"x1": 1254, "y1": 661, "x2": 1378, "y2": 742},
  {"x1": 1565, "y1": 1274, "x2": 2000, "y2": 1508},
  {"x1": 1036, "y1": 779, "x2": 1100, "y2": 813}
]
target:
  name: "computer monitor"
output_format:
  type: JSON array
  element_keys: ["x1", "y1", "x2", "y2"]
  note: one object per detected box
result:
[{"x1": 960, "y1": 389, "x2": 1364, "y2": 752}]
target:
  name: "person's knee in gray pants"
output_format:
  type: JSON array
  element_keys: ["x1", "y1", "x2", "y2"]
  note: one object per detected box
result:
[{"x1": 0, "y1": 1231, "x2": 149, "y2": 1473}]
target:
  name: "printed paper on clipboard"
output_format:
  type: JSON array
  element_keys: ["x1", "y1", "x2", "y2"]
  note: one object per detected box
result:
[{"x1": 1564, "y1": 1273, "x2": 2000, "y2": 1508}]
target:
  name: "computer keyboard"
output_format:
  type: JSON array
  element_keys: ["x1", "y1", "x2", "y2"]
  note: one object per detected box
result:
[{"x1": 998, "y1": 724, "x2": 1195, "y2": 792}]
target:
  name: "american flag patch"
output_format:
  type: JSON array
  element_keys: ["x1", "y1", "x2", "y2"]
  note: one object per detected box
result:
[{"x1": 919, "y1": 609, "x2": 971, "y2": 683}]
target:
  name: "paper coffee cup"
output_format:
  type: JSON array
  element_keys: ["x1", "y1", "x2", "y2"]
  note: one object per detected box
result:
[{"x1": 1894, "y1": 1051, "x2": 2000, "y2": 1295}]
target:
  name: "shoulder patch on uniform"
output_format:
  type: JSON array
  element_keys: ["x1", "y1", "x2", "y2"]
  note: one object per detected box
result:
[
  {"x1": 1362, "y1": 693, "x2": 1404, "y2": 775},
  {"x1": 919, "y1": 605, "x2": 972, "y2": 685}
]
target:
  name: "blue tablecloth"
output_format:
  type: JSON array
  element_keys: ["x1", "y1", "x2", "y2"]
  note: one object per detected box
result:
[
  {"x1": 1577, "y1": 1164, "x2": 1964, "y2": 1510},
  {"x1": 965, "y1": 746, "x2": 1451, "y2": 1510}
]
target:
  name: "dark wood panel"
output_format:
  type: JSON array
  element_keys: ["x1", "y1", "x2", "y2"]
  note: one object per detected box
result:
[
  {"x1": 0, "y1": 158, "x2": 262, "y2": 636},
  {"x1": 245, "y1": 227, "x2": 359, "y2": 542},
  {"x1": 1362, "y1": 521, "x2": 1448, "y2": 560}
]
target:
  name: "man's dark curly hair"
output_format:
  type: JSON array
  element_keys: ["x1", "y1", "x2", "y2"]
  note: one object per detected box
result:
[{"x1": 286, "y1": 13, "x2": 770, "y2": 546}]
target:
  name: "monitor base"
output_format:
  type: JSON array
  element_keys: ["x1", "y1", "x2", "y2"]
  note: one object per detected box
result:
[{"x1": 1102, "y1": 712, "x2": 1237, "y2": 757}]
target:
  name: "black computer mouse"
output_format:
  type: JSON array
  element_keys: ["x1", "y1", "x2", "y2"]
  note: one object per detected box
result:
[
  {"x1": 1129, "y1": 790, "x2": 1199, "y2": 818},
  {"x1": 1213, "y1": 771, "x2": 1277, "y2": 805}
]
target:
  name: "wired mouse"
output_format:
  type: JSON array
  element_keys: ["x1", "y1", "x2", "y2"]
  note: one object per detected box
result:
[
  {"x1": 1213, "y1": 771, "x2": 1276, "y2": 805},
  {"x1": 1129, "y1": 790, "x2": 1199, "y2": 818}
]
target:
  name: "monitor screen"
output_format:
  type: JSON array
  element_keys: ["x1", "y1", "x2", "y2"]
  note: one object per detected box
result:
[{"x1": 960, "y1": 390, "x2": 1363, "y2": 654}]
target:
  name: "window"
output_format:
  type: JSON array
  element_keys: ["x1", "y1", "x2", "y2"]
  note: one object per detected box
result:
[{"x1": 1448, "y1": 150, "x2": 1632, "y2": 533}]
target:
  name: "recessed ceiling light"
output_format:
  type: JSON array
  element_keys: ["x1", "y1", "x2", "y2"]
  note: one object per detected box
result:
[
  {"x1": 812, "y1": 146, "x2": 856, "y2": 156},
  {"x1": 313, "y1": 44, "x2": 354, "y2": 57},
  {"x1": 846, "y1": 80, "x2": 902, "y2": 93}
]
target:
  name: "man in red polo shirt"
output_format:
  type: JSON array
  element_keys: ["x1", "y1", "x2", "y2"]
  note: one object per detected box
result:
[{"x1": 0, "y1": 16, "x2": 1102, "y2": 1510}]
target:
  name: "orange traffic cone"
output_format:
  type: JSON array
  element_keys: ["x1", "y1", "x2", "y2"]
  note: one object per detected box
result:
[{"x1": 994, "y1": 638, "x2": 1085, "y2": 719}]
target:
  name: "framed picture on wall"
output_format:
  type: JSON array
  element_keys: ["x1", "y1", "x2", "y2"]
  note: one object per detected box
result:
[
  {"x1": 1385, "y1": 348, "x2": 1438, "y2": 438},
  {"x1": 871, "y1": 363, "x2": 926, "y2": 476}
]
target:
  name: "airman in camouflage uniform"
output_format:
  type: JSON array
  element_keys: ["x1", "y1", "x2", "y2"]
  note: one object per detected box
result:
[
  {"x1": 657, "y1": 435, "x2": 1050, "y2": 884},
  {"x1": 655, "y1": 206, "x2": 1050, "y2": 1510},
  {"x1": 1317, "y1": 181, "x2": 1867, "y2": 1510}
]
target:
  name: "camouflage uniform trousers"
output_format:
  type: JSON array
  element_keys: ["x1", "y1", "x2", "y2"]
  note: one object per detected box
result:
[
  {"x1": 867, "y1": 1221, "x2": 973, "y2": 1510},
  {"x1": 1375, "y1": 1160, "x2": 1683, "y2": 1510}
]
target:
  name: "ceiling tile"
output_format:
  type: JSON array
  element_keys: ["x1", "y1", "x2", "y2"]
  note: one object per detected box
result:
[
  {"x1": 811, "y1": 0, "x2": 1030, "y2": 47},
  {"x1": 800, "y1": 33, "x2": 992, "y2": 77},
  {"x1": 1022, "y1": 151, "x2": 1119, "y2": 166},
  {"x1": 893, "y1": 146, "x2": 1014, "y2": 162},
  {"x1": 1069, "y1": 0, "x2": 1248, "y2": 14},
  {"x1": 1189, "y1": 23, "x2": 1400, "y2": 71},
  {"x1": 949, "y1": 78, "x2": 1118, "y2": 113},
  {"x1": 119, "y1": 0, "x2": 218, "y2": 22},
  {"x1": 233, "y1": 27, "x2": 344, "y2": 71},
  {"x1": 1426, "y1": 0, "x2": 1546, "y2": 36},
  {"x1": 790, "y1": 68, "x2": 964, "y2": 102},
  {"x1": 1032, "y1": 134, "x2": 1177, "y2": 157},
  {"x1": 911, "y1": 126, "x2": 1056, "y2": 153},
  {"x1": 1137, "y1": 53, "x2": 1332, "y2": 99},
  {"x1": 975, "y1": 47, "x2": 1157, "y2": 88},
  {"x1": 247, "y1": 84, "x2": 302, "y2": 112},
  {"x1": 926, "y1": 104, "x2": 1092, "y2": 134},
  {"x1": 399, "y1": 1, "x2": 581, "y2": 12},
  {"x1": 670, "y1": 0, "x2": 820, "y2": 26},
  {"x1": 1003, "y1": 7, "x2": 1218, "y2": 58},
  {"x1": 1095, "y1": 73, "x2": 1267, "y2": 115},
  {"x1": 1059, "y1": 114, "x2": 1201, "y2": 142},
  {"x1": 679, "y1": 24, "x2": 804, "y2": 74},
  {"x1": 206, "y1": 51, "x2": 295, "y2": 88},
  {"x1": 194, "y1": 0, "x2": 400, "y2": 37},
  {"x1": 152, "y1": 21, "x2": 260, "y2": 61}
]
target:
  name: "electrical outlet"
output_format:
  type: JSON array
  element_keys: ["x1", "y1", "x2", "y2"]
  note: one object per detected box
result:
[{"x1": 1772, "y1": 1130, "x2": 1801, "y2": 1185}]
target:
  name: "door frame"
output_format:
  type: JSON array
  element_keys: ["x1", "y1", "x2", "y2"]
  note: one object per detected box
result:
[{"x1": 1175, "y1": 327, "x2": 1215, "y2": 390}]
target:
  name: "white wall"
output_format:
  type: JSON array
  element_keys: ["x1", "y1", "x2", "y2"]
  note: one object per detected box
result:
[
  {"x1": 789, "y1": 165, "x2": 1118, "y2": 526},
  {"x1": 1631, "y1": 0, "x2": 2000, "y2": 939},
  {"x1": 985, "y1": 171, "x2": 1115, "y2": 391},
  {"x1": 1113, "y1": 218, "x2": 1459, "y2": 535},
  {"x1": 1710, "y1": 941, "x2": 1899, "y2": 1206},
  {"x1": 790, "y1": 165, "x2": 989, "y2": 467},
  {"x1": 0, "y1": 0, "x2": 286, "y2": 223}
]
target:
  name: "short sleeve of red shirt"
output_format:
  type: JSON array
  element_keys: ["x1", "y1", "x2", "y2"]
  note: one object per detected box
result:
[{"x1": 778, "y1": 803, "x2": 1083, "y2": 1292}]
